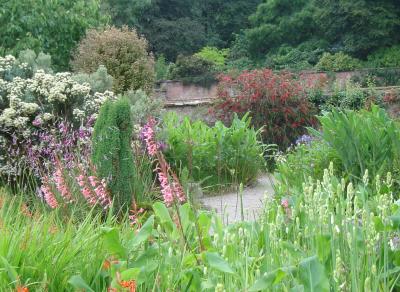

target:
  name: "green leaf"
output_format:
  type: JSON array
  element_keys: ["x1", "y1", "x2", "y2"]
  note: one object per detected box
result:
[
  {"x1": 316, "y1": 234, "x2": 331, "y2": 263},
  {"x1": 290, "y1": 285, "x2": 305, "y2": 292},
  {"x1": 129, "y1": 215, "x2": 154, "y2": 248},
  {"x1": 179, "y1": 203, "x2": 193, "y2": 233},
  {"x1": 68, "y1": 275, "x2": 95, "y2": 292},
  {"x1": 0, "y1": 256, "x2": 18, "y2": 284},
  {"x1": 298, "y1": 256, "x2": 329, "y2": 292},
  {"x1": 204, "y1": 252, "x2": 234, "y2": 274},
  {"x1": 101, "y1": 227, "x2": 126, "y2": 258},
  {"x1": 153, "y1": 202, "x2": 175, "y2": 234},
  {"x1": 249, "y1": 268, "x2": 288, "y2": 291}
]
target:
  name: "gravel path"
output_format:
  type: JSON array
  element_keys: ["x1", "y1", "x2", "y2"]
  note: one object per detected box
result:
[{"x1": 200, "y1": 173, "x2": 275, "y2": 224}]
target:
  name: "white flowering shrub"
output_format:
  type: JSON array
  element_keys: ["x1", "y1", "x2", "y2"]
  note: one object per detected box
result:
[{"x1": 0, "y1": 55, "x2": 115, "y2": 184}]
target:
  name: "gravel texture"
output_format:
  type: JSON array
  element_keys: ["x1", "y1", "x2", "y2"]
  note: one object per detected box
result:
[{"x1": 200, "y1": 174, "x2": 275, "y2": 224}]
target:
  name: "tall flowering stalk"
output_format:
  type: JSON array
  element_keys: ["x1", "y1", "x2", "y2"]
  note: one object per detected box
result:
[
  {"x1": 53, "y1": 160, "x2": 74, "y2": 203},
  {"x1": 76, "y1": 165, "x2": 112, "y2": 209},
  {"x1": 40, "y1": 177, "x2": 58, "y2": 209},
  {"x1": 141, "y1": 118, "x2": 186, "y2": 206}
]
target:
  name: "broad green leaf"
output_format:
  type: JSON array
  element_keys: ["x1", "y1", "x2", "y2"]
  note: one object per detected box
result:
[
  {"x1": 290, "y1": 285, "x2": 305, "y2": 292},
  {"x1": 316, "y1": 234, "x2": 331, "y2": 263},
  {"x1": 198, "y1": 212, "x2": 211, "y2": 236},
  {"x1": 153, "y1": 202, "x2": 175, "y2": 235},
  {"x1": 249, "y1": 269, "x2": 287, "y2": 291},
  {"x1": 204, "y1": 252, "x2": 234, "y2": 274},
  {"x1": 68, "y1": 275, "x2": 94, "y2": 292},
  {"x1": 298, "y1": 256, "x2": 329, "y2": 292},
  {"x1": 101, "y1": 227, "x2": 126, "y2": 258},
  {"x1": 179, "y1": 203, "x2": 193, "y2": 233},
  {"x1": 129, "y1": 215, "x2": 154, "y2": 248}
]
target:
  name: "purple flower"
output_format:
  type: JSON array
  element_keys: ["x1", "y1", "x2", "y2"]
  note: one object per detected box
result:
[
  {"x1": 295, "y1": 134, "x2": 314, "y2": 146},
  {"x1": 32, "y1": 118, "x2": 42, "y2": 126},
  {"x1": 158, "y1": 141, "x2": 168, "y2": 152}
]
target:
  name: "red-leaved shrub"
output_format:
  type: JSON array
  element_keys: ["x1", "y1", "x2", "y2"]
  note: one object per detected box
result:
[{"x1": 213, "y1": 69, "x2": 317, "y2": 149}]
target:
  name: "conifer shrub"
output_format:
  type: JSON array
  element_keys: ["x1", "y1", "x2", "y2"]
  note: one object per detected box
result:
[{"x1": 91, "y1": 98, "x2": 135, "y2": 211}]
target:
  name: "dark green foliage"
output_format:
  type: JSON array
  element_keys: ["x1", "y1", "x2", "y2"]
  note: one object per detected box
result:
[
  {"x1": 105, "y1": 0, "x2": 261, "y2": 61},
  {"x1": 169, "y1": 55, "x2": 216, "y2": 87},
  {"x1": 314, "y1": 0, "x2": 400, "y2": 58},
  {"x1": 0, "y1": 0, "x2": 107, "y2": 70},
  {"x1": 92, "y1": 99, "x2": 135, "y2": 211},
  {"x1": 241, "y1": 0, "x2": 400, "y2": 68},
  {"x1": 367, "y1": 45, "x2": 400, "y2": 68}
]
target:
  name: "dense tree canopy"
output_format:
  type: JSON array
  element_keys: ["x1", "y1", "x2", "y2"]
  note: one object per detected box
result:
[
  {"x1": 243, "y1": 0, "x2": 400, "y2": 64},
  {"x1": 0, "y1": 0, "x2": 107, "y2": 70},
  {"x1": 105, "y1": 0, "x2": 261, "y2": 61}
]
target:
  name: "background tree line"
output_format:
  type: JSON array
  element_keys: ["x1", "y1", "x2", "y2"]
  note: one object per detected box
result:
[{"x1": 1, "y1": 0, "x2": 400, "y2": 72}]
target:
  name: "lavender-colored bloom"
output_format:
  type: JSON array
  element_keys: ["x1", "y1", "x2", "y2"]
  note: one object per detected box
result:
[
  {"x1": 295, "y1": 134, "x2": 314, "y2": 146},
  {"x1": 158, "y1": 141, "x2": 168, "y2": 152},
  {"x1": 32, "y1": 118, "x2": 42, "y2": 126}
]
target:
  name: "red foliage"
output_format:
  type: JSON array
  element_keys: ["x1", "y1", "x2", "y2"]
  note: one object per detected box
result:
[{"x1": 213, "y1": 69, "x2": 317, "y2": 149}]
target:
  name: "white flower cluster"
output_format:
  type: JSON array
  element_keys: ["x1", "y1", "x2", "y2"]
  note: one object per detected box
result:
[{"x1": 0, "y1": 55, "x2": 115, "y2": 130}]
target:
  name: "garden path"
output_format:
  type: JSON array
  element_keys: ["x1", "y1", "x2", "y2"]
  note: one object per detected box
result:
[{"x1": 200, "y1": 173, "x2": 275, "y2": 224}]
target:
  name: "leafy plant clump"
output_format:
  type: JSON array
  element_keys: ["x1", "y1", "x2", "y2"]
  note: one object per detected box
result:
[
  {"x1": 214, "y1": 69, "x2": 318, "y2": 150},
  {"x1": 91, "y1": 98, "x2": 136, "y2": 211},
  {"x1": 162, "y1": 112, "x2": 264, "y2": 190},
  {"x1": 169, "y1": 54, "x2": 216, "y2": 87},
  {"x1": 72, "y1": 26, "x2": 155, "y2": 94},
  {"x1": 315, "y1": 52, "x2": 362, "y2": 72},
  {"x1": 311, "y1": 105, "x2": 400, "y2": 183}
]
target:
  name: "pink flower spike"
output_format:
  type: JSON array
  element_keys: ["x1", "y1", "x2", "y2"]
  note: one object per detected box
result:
[{"x1": 41, "y1": 179, "x2": 58, "y2": 209}]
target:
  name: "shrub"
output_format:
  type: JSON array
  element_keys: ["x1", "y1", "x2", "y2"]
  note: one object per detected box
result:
[
  {"x1": 274, "y1": 137, "x2": 341, "y2": 193},
  {"x1": 0, "y1": 55, "x2": 115, "y2": 184},
  {"x1": 194, "y1": 47, "x2": 229, "y2": 69},
  {"x1": 123, "y1": 90, "x2": 163, "y2": 126},
  {"x1": 367, "y1": 45, "x2": 400, "y2": 68},
  {"x1": 319, "y1": 80, "x2": 366, "y2": 111},
  {"x1": 162, "y1": 112, "x2": 264, "y2": 190},
  {"x1": 316, "y1": 52, "x2": 361, "y2": 72},
  {"x1": 155, "y1": 55, "x2": 171, "y2": 81},
  {"x1": 91, "y1": 99, "x2": 136, "y2": 211},
  {"x1": 214, "y1": 69, "x2": 318, "y2": 150},
  {"x1": 72, "y1": 65, "x2": 113, "y2": 93},
  {"x1": 310, "y1": 105, "x2": 400, "y2": 182},
  {"x1": 17, "y1": 49, "x2": 53, "y2": 73},
  {"x1": 169, "y1": 55, "x2": 216, "y2": 87},
  {"x1": 71, "y1": 26, "x2": 155, "y2": 94}
]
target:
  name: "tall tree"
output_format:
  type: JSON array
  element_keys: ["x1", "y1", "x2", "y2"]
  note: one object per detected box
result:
[{"x1": 0, "y1": 0, "x2": 107, "y2": 70}]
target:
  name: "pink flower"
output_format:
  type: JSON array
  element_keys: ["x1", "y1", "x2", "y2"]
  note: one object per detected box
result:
[
  {"x1": 76, "y1": 168, "x2": 111, "y2": 209},
  {"x1": 281, "y1": 198, "x2": 289, "y2": 209},
  {"x1": 41, "y1": 178, "x2": 58, "y2": 209},
  {"x1": 53, "y1": 166, "x2": 73, "y2": 203},
  {"x1": 158, "y1": 171, "x2": 174, "y2": 206},
  {"x1": 172, "y1": 180, "x2": 186, "y2": 203},
  {"x1": 141, "y1": 118, "x2": 159, "y2": 156}
]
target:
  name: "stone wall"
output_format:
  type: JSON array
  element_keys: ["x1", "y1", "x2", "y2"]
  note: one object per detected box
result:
[{"x1": 155, "y1": 80, "x2": 217, "y2": 104}]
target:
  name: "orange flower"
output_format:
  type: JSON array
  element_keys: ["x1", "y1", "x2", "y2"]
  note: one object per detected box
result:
[
  {"x1": 102, "y1": 259, "x2": 111, "y2": 270},
  {"x1": 16, "y1": 286, "x2": 29, "y2": 292},
  {"x1": 120, "y1": 280, "x2": 136, "y2": 292}
]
